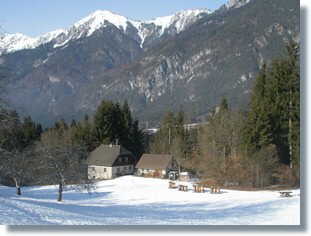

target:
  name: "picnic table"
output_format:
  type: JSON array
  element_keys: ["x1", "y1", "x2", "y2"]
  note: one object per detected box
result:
[
  {"x1": 193, "y1": 184, "x2": 204, "y2": 193},
  {"x1": 168, "y1": 181, "x2": 176, "y2": 189},
  {"x1": 178, "y1": 184, "x2": 188, "y2": 191},
  {"x1": 279, "y1": 191, "x2": 292, "y2": 197},
  {"x1": 210, "y1": 186, "x2": 221, "y2": 194}
]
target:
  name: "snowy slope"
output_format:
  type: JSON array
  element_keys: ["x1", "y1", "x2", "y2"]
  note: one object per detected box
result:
[
  {"x1": 0, "y1": 29, "x2": 64, "y2": 53},
  {"x1": 225, "y1": 0, "x2": 251, "y2": 9},
  {"x1": 0, "y1": 9, "x2": 211, "y2": 53},
  {"x1": 0, "y1": 176, "x2": 300, "y2": 225}
]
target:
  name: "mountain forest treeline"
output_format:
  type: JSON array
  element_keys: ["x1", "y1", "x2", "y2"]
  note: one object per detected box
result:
[
  {"x1": 0, "y1": 42, "x2": 300, "y2": 196},
  {"x1": 149, "y1": 42, "x2": 300, "y2": 188}
]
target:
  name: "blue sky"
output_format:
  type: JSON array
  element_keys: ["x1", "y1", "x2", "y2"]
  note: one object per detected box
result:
[{"x1": 0, "y1": 0, "x2": 227, "y2": 37}]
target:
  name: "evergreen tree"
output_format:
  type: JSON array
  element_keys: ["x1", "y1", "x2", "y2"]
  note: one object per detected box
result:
[
  {"x1": 286, "y1": 43, "x2": 300, "y2": 168},
  {"x1": 120, "y1": 99, "x2": 133, "y2": 149},
  {"x1": 113, "y1": 102, "x2": 122, "y2": 144},
  {"x1": 0, "y1": 110, "x2": 22, "y2": 151},
  {"x1": 73, "y1": 114, "x2": 96, "y2": 151},
  {"x1": 36, "y1": 124, "x2": 43, "y2": 137},
  {"x1": 21, "y1": 115, "x2": 40, "y2": 147},
  {"x1": 244, "y1": 42, "x2": 300, "y2": 169},
  {"x1": 266, "y1": 42, "x2": 300, "y2": 166},
  {"x1": 219, "y1": 97, "x2": 229, "y2": 112},
  {"x1": 92, "y1": 100, "x2": 144, "y2": 158},
  {"x1": 131, "y1": 120, "x2": 144, "y2": 160},
  {"x1": 70, "y1": 119, "x2": 77, "y2": 128},
  {"x1": 93, "y1": 100, "x2": 117, "y2": 145},
  {"x1": 244, "y1": 64, "x2": 273, "y2": 155}
]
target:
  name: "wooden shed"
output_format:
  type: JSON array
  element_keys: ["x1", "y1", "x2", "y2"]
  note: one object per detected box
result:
[{"x1": 135, "y1": 154, "x2": 178, "y2": 178}]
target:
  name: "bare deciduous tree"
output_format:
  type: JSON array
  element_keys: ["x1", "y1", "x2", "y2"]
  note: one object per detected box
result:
[
  {"x1": 0, "y1": 148, "x2": 34, "y2": 195},
  {"x1": 36, "y1": 130, "x2": 96, "y2": 202}
]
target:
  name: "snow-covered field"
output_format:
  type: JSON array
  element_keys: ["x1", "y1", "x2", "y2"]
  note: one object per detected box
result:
[{"x1": 0, "y1": 176, "x2": 300, "y2": 225}]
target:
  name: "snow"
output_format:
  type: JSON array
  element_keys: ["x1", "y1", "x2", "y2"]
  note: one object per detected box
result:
[
  {"x1": 73, "y1": 10, "x2": 131, "y2": 37},
  {"x1": 0, "y1": 176, "x2": 300, "y2": 225},
  {"x1": 145, "y1": 9, "x2": 211, "y2": 36},
  {"x1": 226, "y1": 0, "x2": 251, "y2": 9},
  {"x1": 1, "y1": 9, "x2": 212, "y2": 53},
  {"x1": 0, "y1": 29, "x2": 63, "y2": 53}
]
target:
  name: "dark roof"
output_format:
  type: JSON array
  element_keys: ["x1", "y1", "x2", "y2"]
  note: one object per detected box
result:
[
  {"x1": 85, "y1": 145, "x2": 133, "y2": 167},
  {"x1": 136, "y1": 154, "x2": 173, "y2": 170}
]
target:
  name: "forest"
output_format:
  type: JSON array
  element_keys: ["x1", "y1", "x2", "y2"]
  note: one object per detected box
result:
[
  {"x1": 147, "y1": 42, "x2": 300, "y2": 189},
  {"x1": 0, "y1": 42, "x2": 300, "y2": 199}
]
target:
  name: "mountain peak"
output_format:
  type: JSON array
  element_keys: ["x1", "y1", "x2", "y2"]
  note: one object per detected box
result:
[
  {"x1": 148, "y1": 8, "x2": 211, "y2": 29},
  {"x1": 0, "y1": 29, "x2": 64, "y2": 53},
  {"x1": 73, "y1": 10, "x2": 131, "y2": 36},
  {"x1": 1, "y1": 8, "x2": 212, "y2": 53}
]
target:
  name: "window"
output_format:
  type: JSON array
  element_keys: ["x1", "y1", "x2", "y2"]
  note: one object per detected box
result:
[
  {"x1": 104, "y1": 168, "x2": 107, "y2": 172},
  {"x1": 124, "y1": 167, "x2": 126, "y2": 171},
  {"x1": 125, "y1": 157, "x2": 128, "y2": 162},
  {"x1": 129, "y1": 166, "x2": 132, "y2": 170},
  {"x1": 90, "y1": 167, "x2": 95, "y2": 171},
  {"x1": 118, "y1": 157, "x2": 122, "y2": 163},
  {"x1": 117, "y1": 167, "x2": 120, "y2": 173}
]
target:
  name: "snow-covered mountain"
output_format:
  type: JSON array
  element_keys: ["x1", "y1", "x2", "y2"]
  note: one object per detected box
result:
[
  {"x1": 0, "y1": 29, "x2": 63, "y2": 54},
  {"x1": 0, "y1": 0, "x2": 299, "y2": 127},
  {"x1": 0, "y1": 9, "x2": 211, "y2": 53}
]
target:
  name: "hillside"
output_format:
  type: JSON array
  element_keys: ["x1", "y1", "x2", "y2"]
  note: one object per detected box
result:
[
  {"x1": 0, "y1": 0, "x2": 299, "y2": 127},
  {"x1": 0, "y1": 176, "x2": 300, "y2": 225}
]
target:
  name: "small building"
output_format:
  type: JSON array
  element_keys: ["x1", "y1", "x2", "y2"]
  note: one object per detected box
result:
[
  {"x1": 135, "y1": 154, "x2": 178, "y2": 178},
  {"x1": 85, "y1": 144, "x2": 136, "y2": 180}
]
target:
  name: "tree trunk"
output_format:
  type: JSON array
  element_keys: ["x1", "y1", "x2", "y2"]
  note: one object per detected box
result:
[
  {"x1": 14, "y1": 179, "x2": 21, "y2": 196},
  {"x1": 289, "y1": 95, "x2": 293, "y2": 171},
  {"x1": 16, "y1": 186, "x2": 21, "y2": 196},
  {"x1": 57, "y1": 181, "x2": 63, "y2": 202}
]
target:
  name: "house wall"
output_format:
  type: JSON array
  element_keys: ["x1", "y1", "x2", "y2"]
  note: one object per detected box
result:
[
  {"x1": 111, "y1": 165, "x2": 134, "y2": 177},
  {"x1": 137, "y1": 159, "x2": 178, "y2": 179},
  {"x1": 137, "y1": 168, "x2": 166, "y2": 178},
  {"x1": 87, "y1": 164, "x2": 134, "y2": 180},
  {"x1": 137, "y1": 168, "x2": 172, "y2": 178},
  {"x1": 87, "y1": 165, "x2": 111, "y2": 180}
]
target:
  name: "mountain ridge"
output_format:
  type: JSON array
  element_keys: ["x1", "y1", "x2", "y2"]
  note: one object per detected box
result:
[
  {"x1": 0, "y1": 0, "x2": 299, "y2": 127},
  {"x1": 0, "y1": 8, "x2": 212, "y2": 54}
]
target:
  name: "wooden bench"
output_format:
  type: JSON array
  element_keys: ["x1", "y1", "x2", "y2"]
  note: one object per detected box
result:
[
  {"x1": 193, "y1": 184, "x2": 204, "y2": 193},
  {"x1": 178, "y1": 185, "x2": 188, "y2": 191},
  {"x1": 210, "y1": 186, "x2": 221, "y2": 194},
  {"x1": 279, "y1": 191, "x2": 292, "y2": 197},
  {"x1": 168, "y1": 181, "x2": 176, "y2": 189}
]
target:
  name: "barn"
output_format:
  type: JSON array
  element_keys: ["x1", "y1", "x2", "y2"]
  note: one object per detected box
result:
[
  {"x1": 135, "y1": 154, "x2": 178, "y2": 178},
  {"x1": 85, "y1": 144, "x2": 136, "y2": 180}
]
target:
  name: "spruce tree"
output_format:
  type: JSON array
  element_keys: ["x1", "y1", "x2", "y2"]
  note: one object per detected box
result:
[
  {"x1": 266, "y1": 43, "x2": 300, "y2": 166},
  {"x1": 92, "y1": 100, "x2": 144, "y2": 158},
  {"x1": 120, "y1": 99, "x2": 133, "y2": 149},
  {"x1": 93, "y1": 100, "x2": 117, "y2": 145},
  {"x1": 20, "y1": 115, "x2": 41, "y2": 148},
  {"x1": 244, "y1": 64, "x2": 273, "y2": 155}
]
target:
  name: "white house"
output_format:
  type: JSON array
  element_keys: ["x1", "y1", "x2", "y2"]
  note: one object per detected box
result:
[{"x1": 85, "y1": 144, "x2": 136, "y2": 180}]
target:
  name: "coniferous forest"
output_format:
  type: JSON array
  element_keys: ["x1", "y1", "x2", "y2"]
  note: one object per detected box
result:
[
  {"x1": 148, "y1": 42, "x2": 300, "y2": 189},
  {"x1": 0, "y1": 42, "x2": 300, "y2": 197}
]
